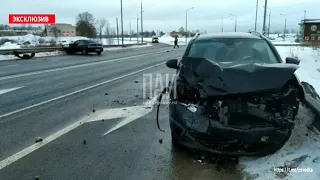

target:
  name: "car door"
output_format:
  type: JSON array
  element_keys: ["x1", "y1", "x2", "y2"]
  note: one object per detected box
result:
[
  {"x1": 70, "y1": 40, "x2": 80, "y2": 52},
  {"x1": 77, "y1": 40, "x2": 87, "y2": 51}
]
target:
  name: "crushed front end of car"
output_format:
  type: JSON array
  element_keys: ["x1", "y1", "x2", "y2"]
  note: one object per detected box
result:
[{"x1": 169, "y1": 57, "x2": 305, "y2": 157}]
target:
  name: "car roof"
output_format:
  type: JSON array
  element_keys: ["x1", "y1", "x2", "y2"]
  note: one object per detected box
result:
[{"x1": 195, "y1": 32, "x2": 262, "y2": 41}]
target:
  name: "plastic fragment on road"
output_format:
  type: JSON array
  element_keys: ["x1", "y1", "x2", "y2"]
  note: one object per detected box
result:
[{"x1": 35, "y1": 137, "x2": 43, "y2": 143}]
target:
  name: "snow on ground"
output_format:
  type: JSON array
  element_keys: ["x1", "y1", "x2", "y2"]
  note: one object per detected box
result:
[
  {"x1": 276, "y1": 46, "x2": 320, "y2": 94},
  {"x1": 104, "y1": 43, "x2": 152, "y2": 51},
  {"x1": 0, "y1": 43, "x2": 153, "y2": 61},
  {"x1": 123, "y1": 35, "x2": 189, "y2": 46},
  {"x1": 240, "y1": 46, "x2": 320, "y2": 180},
  {"x1": 240, "y1": 105, "x2": 320, "y2": 180},
  {"x1": 0, "y1": 34, "x2": 140, "y2": 50},
  {"x1": 0, "y1": 42, "x2": 21, "y2": 49},
  {"x1": 0, "y1": 51, "x2": 66, "y2": 61}
]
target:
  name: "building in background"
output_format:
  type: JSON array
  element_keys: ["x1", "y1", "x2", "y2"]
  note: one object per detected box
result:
[
  {"x1": 46, "y1": 23, "x2": 76, "y2": 37},
  {"x1": 299, "y1": 19, "x2": 320, "y2": 45}
]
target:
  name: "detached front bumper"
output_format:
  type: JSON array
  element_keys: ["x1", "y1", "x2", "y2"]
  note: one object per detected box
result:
[{"x1": 169, "y1": 103, "x2": 292, "y2": 157}]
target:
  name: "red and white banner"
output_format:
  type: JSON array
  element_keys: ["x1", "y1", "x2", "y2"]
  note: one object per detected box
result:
[{"x1": 9, "y1": 14, "x2": 55, "y2": 24}]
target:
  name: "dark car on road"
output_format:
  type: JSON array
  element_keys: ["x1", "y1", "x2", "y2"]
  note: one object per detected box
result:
[
  {"x1": 164, "y1": 32, "x2": 306, "y2": 157},
  {"x1": 63, "y1": 40, "x2": 103, "y2": 55}
]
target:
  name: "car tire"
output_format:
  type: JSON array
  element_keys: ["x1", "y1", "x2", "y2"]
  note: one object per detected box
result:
[
  {"x1": 82, "y1": 49, "x2": 88, "y2": 55},
  {"x1": 97, "y1": 52, "x2": 101, "y2": 55}
]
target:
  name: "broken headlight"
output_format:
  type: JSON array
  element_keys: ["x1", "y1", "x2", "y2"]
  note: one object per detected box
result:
[{"x1": 176, "y1": 84, "x2": 200, "y2": 103}]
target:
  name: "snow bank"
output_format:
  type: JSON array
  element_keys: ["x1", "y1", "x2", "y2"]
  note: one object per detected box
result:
[
  {"x1": 0, "y1": 42, "x2": 21, "y2": 49},
  {"x1": 104, "y1": 43, "x2": 153, "y2": 51},
  {"x1": 0, "y1": 43, "x2": 152, "y2": 60},
  {"x1": 0, "y1": 51, "x2": 66, "y2": 61},
  {"x1": 240, "y1": 46, "x2": 320, "y2": 180},
  {"x1": 240, "y1": 105, "x2": 320, "y2": 180},
  {"x1": 276, "y1": 46, "x2": 320, "y2": 94},
  {"x1": 0, "y1": 34, "x2": 143, "y2": 49}
]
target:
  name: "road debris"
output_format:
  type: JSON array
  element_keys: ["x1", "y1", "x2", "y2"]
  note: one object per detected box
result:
[
  {"x1": 275, "y1": 155, "x2": 309, "y2": 179},
  {"x1": 35, "y1": 137, "x2": 43, "y2": 143},
  {"x1": 105, "y1": 93, "x2": 108, "y2": 95},
  {"x1": 158, "y1": 139, "x2": 163, "y2": 144},
  {"x1": 313, "y1": 157, "x2": 320, "y2": 163},
  {"x1": 134, "y1": 81, "x2": 138, "y2": 83},
  {"x1": 92, "y1": 109, "x2": 95, "y2": 113},
  {"x1": 83, "y1": 140, "x2": 87, "y2": 144}
]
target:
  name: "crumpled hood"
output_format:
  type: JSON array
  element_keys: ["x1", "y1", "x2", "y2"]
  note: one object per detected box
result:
[{"x1": 179, "y1": 57, "x2": 300, "y2": 97}]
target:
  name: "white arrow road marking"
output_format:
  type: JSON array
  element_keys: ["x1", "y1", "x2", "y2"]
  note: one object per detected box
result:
[
  {"x1": 0, "y1": 96, "x2": 159, "y2": 170},
  {"x1": 103, "y1": 96, "x2": 158, "y2": 135},
  {"x1": 0, "y1": 87, "x2": 23, "y2": 96}
]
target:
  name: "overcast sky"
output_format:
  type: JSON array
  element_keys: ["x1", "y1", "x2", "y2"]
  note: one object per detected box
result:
[{"x1": 1, "y1": 0, "x2": 319, "y2": 33}]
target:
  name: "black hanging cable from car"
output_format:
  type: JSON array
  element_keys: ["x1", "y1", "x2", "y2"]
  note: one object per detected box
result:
[
  {"x1": 156, "y1": 87, "x2": 168, "y2": 132},
  {"x1": 156, "y1": 80, "x2": 173, "y2": 132}
]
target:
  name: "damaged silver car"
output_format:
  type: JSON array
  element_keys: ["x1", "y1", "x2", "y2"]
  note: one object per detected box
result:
[{"x1": 163, "y1": 32, "x2": 306, "y2": 156}]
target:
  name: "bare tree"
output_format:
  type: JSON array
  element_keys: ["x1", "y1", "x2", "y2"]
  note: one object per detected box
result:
[
  {"x1": 96, "y1": 17, "x2": 107, "y2": 41},
  {"x1": 104, "y1": 21, "x2": 110, "y2": 36},
  {"x1": 104, "y1": 20, "x2": 113, "y2": 45},
  {"x1": 76, "y1": 12, "x2": 97, "y2": 38},
  {"x1": 51, "y1": 27, "x2": 59, "y2": 38},
  {"x1": 76, "y1": 12, "x2": 95, "y2": 25}
]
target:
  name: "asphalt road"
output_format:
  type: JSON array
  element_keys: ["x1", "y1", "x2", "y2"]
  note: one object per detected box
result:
[{"x1": 0, "y1": 43, "x2": 241, "y2": 180}]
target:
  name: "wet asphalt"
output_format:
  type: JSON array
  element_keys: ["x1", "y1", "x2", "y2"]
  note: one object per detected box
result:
[{"x1": 0, "y1": 44, "x2": 242, "y2": 180}]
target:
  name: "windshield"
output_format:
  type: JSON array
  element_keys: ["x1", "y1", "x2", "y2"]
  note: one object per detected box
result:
[{"x1": 187, "y1": 38, "x2": 279, "y2": 64}]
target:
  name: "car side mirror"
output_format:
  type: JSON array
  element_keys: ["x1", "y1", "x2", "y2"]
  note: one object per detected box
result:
[
  {"x1": 166, "y1": 59, "x2": 178, "y2": 69},
  {"x1": 286, "y1": 57, "x2": 300, "y2": 65}
]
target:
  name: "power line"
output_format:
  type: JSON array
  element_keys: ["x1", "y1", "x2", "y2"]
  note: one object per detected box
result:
[{"x1": 127, "y1": 0, "x2": 140, "y2": 8}]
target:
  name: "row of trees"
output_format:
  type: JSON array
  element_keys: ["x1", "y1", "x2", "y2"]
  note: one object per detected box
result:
[
  {"x1": 75, "y1": 12, "x2": 165, "y2": 39},
  {"x1": 0, "y1": 24, "x2": 42, "y2": 31}
]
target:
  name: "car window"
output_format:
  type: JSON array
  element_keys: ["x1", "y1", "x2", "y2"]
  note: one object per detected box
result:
[
  {"x1": 78, "y1": 41, "x2": 86, "y2": 45},
  {"x1": 187, "y1": 38, "x2": 279, "y2": 64}
]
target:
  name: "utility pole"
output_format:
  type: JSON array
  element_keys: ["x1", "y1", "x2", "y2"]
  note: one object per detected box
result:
[
  {"x1": 137, "y1": 15, "x2": 139, "y2": 43},
  {"x1": 268, "y1": 10, "x2": 271, "y2": 37},
  {"x1": 230, "y1": 14, "x2": 237, "y2": 32},
  {"x1": 284, "y1": 16, "x2": 287, "y2": 41},
  {"x1": 141, "y1": 0, "x2": 143, "y2": 44},
  {"x1": 280, "y1": 14, "x2": 286, "y2": 41},
  {"x1": 262, "y1": 0, "x2": 268, "y2": 32},
  {"x1": 116, "y1": 18, "x2": 119, "y2": 45},
  {"x1": 235, "y1": 16, "x2": 237, "y2": 32},
  {"x1": 129, "y1": 22, "x2": 131, "y2": 41},
  {"x1": 185, "y1": 11, "x2": 188, "y2": 43},
  {"x1": 221, "y1": 16, "x2": 224, "y2": 32},
  {"x1": 185, "y1": 7, "x2": 194, "y2": 43},
  {"x1": 120, "y1": 0, "x2": 124, "y2": 46},
  {"x1": 254, "y1": 0, "x2": 258, "y2": 31}
]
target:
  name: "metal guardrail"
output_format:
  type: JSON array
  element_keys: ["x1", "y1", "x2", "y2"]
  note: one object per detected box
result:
[
  {"x1": 0, "y1": 43, "x2": 148, "y2": 55},
  {"x1": 0, "y1": 47, "x2": 63, "y2": 55}
]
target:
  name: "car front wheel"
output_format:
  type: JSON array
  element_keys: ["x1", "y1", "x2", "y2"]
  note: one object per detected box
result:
[
  {"x1": 97, "y1": 52, "x2": 101, "y2": 55},
  {"x1": 82, "y1": 49, "x2": 88, "y2": 55}
]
